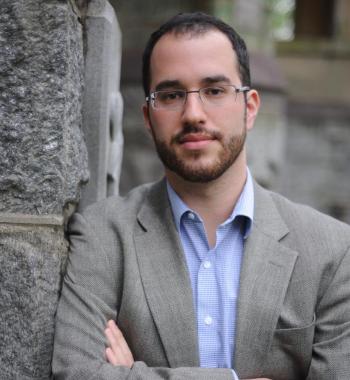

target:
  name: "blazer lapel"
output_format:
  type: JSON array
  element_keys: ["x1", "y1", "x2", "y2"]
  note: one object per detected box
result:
[
  {"x1": 234, "y1": 184, "x2": 299, "y2": 377},
  {"x1": 134, "y1": 180, "x2": 199, "y2": 368}
]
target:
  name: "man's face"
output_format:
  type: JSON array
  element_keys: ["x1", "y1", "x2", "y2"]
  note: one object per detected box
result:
[{"x1": 143, "y1": 30, "x2": 259, "y2": 183}]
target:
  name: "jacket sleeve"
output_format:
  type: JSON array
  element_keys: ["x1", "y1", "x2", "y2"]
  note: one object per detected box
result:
[{"x1": 52, "y1": 212, "x2": 234, "y2": 380}]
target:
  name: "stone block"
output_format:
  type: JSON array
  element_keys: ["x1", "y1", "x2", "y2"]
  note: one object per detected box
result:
[
  {"x1": 0, "y1": 0, "x2": 88, "y2": 214},
  {"x1": 0, "y1": 216, "x2": 67, "y2": 379}
]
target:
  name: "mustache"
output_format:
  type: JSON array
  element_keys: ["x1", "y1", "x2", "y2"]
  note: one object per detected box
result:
[{"x1": 171, "y1": 124, "x2": 223, "y2": 144}]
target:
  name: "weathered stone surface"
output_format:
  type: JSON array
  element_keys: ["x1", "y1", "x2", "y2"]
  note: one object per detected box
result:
[
  {"x1": 0, "y1": 0, "x2": 88, "y2": 214},
  {"x1": 79, "y1": 0, "x2": 124, "y2": 209},
  {"x1": 0, "y1": 221, "x2": 67, "y2": 379},
  {"x1": 0, "y1": 1, "x2": 90, "y2": 379}
]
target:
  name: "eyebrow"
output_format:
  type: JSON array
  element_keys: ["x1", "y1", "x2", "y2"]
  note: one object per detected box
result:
[
  {"x1": 153, "y1": 75, "x2": 232, "y2": 92},
  {"x1": 155, "y1": 80, "x2": 183, "y2": 92},
  {"x1": 201, "y1": 75, "x2": 231, "y2": 85}
]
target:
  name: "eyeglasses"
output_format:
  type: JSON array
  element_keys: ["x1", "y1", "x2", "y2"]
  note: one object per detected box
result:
[{"x1": 146, "y1": 85, "x2": 250, "y2": 110}]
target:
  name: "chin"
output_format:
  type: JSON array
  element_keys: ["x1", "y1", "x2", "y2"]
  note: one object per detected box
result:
[{"x1": 172, "y1": 162, "x2": 231, "y2": 183}]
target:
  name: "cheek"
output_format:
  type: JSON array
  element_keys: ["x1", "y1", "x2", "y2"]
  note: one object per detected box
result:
[
  {"x1": 150, "y1": 112, "x2": 180, "y2": 137},
  {"x1": 214, "y1": 109, "x2": 243, "y2": 131},
  {"x1": 229, "y1": 105, "x2": 246, "y2": 126}
]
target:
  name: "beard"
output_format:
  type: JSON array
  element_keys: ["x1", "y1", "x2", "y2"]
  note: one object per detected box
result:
[{"x1": 150, "y1": 123, "x2": 247, "y2": 183}]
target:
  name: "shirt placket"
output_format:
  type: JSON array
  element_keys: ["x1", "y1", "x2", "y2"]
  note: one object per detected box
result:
[{"x1": 186, "y1": 215, "x2": 220, "y2": 368}]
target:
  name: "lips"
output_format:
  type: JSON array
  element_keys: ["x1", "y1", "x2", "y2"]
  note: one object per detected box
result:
[
  {"x1": 178, "y1": 133, "x2": 216, "y2": 150},
  {"x1": 179, "y1": 133, "x2": 215, "y2": 143}
]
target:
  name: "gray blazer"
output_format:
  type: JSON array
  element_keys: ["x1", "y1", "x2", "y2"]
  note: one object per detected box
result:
[{"x1": 52, "y1": 179, "x2": 350, "y2": 379}]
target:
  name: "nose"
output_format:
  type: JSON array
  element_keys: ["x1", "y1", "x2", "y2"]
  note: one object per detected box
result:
[{"x1": 181, "y1": 91, "x2": 207, "y2": 125}]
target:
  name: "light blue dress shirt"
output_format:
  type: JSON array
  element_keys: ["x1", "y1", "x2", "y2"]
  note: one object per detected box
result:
[{"x1": 167, "y1": 170, "x2": 254, "y2": 379}]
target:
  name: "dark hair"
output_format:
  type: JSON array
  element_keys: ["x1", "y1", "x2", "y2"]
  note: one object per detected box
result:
[{"x1": 142, "y1": 12, "x2": 251, "y2": 96}]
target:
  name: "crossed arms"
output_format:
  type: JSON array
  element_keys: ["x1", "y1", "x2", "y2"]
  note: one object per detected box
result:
[{"x1": 104, "y1": 319, "x2": 270, "y2": 380}]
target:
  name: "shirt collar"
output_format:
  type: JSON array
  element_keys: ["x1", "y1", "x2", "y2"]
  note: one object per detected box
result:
[{"x1": 166, "y1": 168, "x2": 254, "y2": 239}]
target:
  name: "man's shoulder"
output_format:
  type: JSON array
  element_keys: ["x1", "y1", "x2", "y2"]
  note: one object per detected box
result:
[
  {"x1": 271, "y1": 189, "x2": 348, "y2": 229},
  {"x1": 261, "y1": 186, "x2": 350, "y2": 249},
  {"x1": 78, "y1": 179, "x2": 165, "y2": 224}
]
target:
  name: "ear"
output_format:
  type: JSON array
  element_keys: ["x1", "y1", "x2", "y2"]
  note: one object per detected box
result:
[
  {"x1": 142, "y1": 103, "x2": 153, "y2": 135},
  {"x1": 245, "y1": 89, "x2": 260, "y2": 131}
]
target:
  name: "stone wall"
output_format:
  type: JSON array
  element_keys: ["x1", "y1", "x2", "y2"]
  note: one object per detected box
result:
[{"x1": 0, "y1": 1, "x2": 88, "y2": 378}]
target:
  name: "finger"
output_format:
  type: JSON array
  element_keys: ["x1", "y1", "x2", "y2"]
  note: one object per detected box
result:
[
  {"x1": 109, "y1": 321, "x2": 134, "y2": 366},
  {"x1": 105, "y1": 347, "x2": 118, "y2": 366},
  {"x1": 107, "y1": 320, "x2": 134, "y2": 364},
  {"x1": 105, "y1": 320, "x2": 134, "y2": 368},
  {"x1": 104, "y1": 325, "x2": 126, "y2": 364}
]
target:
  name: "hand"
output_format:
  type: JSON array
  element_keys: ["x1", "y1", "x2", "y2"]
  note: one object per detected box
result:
[{"x1": 104, "y1": 319, "x2": 134, "y2": 368}]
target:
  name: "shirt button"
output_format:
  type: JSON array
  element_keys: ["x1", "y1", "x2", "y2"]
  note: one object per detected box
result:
[
  {"x1": 188, "y1": 212, "x2": 195, "y2": 220},
  {"x1": 204, "y1": 316, "x2": 213, "y2": 325},
  {"x1": 203, "y1": 261, "x2": 211, "y2": 269}
]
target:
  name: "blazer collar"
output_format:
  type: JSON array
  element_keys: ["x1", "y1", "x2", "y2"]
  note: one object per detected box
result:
[
  {"x1": 253, "y1": 180, "x2": 289, "y2": 241},
  {"x1": 234, "y1": 182, "x2": 299, "y2": 377},
  {"x1": 134, "y1": 179, "x2": 199, "y2": 367}
]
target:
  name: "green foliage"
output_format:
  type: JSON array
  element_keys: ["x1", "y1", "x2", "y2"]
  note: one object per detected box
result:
[{"x1": 266, "y1": 0, "x2": 295, "y2": 40}]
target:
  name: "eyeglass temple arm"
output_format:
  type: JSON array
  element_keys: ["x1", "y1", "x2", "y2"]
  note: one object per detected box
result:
[{"x1": 237, "y1": 86, "x2": 250, "y2": 93}]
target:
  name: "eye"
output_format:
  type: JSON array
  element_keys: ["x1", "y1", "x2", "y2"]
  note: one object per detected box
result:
[
  {"x1": 158, "y1": 90, "x2": 185, "y2": 102},
  {"x1": 203, "y1": 86, "x2": 226, "y2": 97}
]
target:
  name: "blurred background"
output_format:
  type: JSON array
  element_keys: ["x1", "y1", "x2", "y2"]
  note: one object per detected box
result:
[{"x1": 110, "y1": 0, "x2": 350, "y2": 223}]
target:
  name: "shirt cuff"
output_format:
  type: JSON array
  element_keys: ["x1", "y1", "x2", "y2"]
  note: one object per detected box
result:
[{"x1": 231, "y1": 369, "x2": 239, "y2": 380}]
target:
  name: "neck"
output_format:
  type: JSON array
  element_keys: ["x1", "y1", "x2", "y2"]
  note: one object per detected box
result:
[{"x1": 166, "y1": 155, "x2": 248, "y2": 246}]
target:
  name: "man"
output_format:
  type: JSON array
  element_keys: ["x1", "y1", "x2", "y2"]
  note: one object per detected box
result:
[{"x1": 53, "y1": 12, "x2": 350, "y2": 380}]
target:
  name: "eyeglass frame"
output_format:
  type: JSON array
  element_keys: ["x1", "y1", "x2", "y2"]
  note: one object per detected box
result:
[{"x1": 145, "y1": 84, "x2": 250, "y2": 110}]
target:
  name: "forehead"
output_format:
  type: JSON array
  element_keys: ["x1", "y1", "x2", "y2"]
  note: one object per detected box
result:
[{"x1": 149, "y1": 30, "x2": 240, "y2": 89}]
